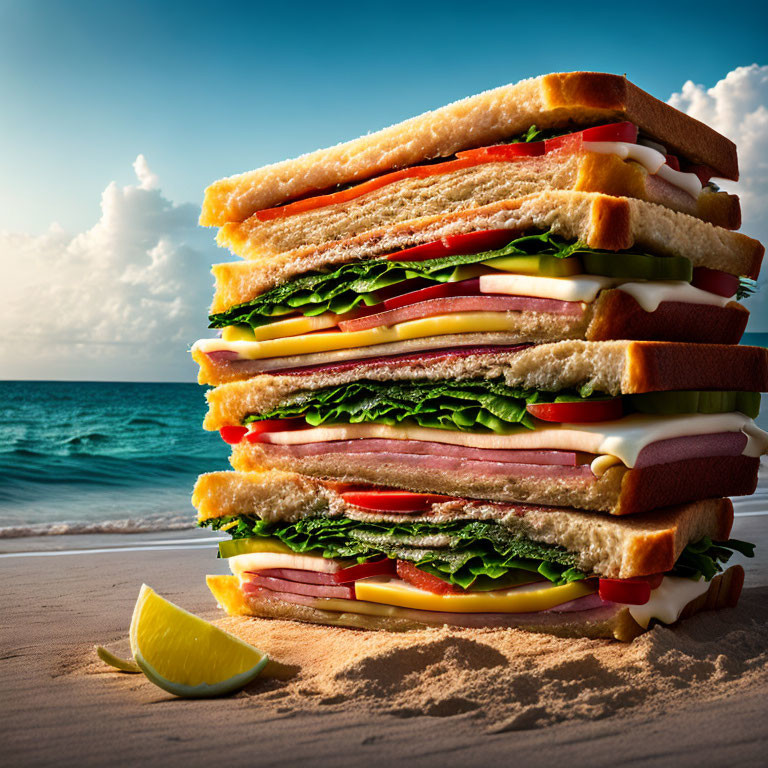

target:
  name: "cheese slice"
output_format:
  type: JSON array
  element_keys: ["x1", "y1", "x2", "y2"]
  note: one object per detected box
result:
[
  {"x1": 628, "y1": 576, "x2": 709, "y2": 628},
  {"x1": 228, "y1": 551, "x2": 342, "y2": 577},
  {"x1": 199, "y1": 312, "x2": 534, "y2": 361},
  {"x1": 222, "y1": 313, "x2": 338, "y2": 342},
  {"x1": 480, "y1": 273, "x2": 619, "y2": 302},
  {"x1": 354, "y1": 576, "x2": 594, "y2": 613},
  {"x1": 255, "y1": 412, "x2": 768, "y2": 468}
]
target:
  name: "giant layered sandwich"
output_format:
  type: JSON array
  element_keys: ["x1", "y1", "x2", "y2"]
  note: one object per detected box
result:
[{"x1": 192, "y1": 72, "x2": 764, "y2": 640}]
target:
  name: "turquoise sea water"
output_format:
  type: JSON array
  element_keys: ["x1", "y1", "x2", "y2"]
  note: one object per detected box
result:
[{"x1": 0, "y1": 381, "x2": 229, "y2": 536}]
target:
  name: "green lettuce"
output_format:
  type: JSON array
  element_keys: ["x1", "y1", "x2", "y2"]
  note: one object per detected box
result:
[
  {"x1": 209, "y1": 231, "x2": 600, "y2": 330},
  {"x1": 243, "y1": 378, "x2": 608, "y2": 434},
  {"x1": 201, "y1": 515, "x2": 755, "y2": 590}
]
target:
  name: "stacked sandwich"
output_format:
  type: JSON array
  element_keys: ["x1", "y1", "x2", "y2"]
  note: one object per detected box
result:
[{"x1": 192, "y1": 72, "x2": 766, "y2": 640}]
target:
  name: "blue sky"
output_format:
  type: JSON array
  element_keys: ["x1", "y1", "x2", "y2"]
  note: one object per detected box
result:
[
  {"x1": 0, "y1": 0, "x2": 766, "y2": 380},
  {"x1": 2, "y1": 0, "x2": 766, "y2": 234}
]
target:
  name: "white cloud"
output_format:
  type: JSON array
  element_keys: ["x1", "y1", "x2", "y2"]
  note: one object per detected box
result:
[
  {"x1": 0, "y1": 157, "x2": 217, "y2": 381},
  {"x1": 668, "y1": 64, "x2": 768, "y2": 332}
]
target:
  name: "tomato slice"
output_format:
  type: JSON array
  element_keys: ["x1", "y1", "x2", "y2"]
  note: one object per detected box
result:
[
  {"x1": 691, "y1": 266, "x2": 739, "y2": 298},
  {"x1": 380, "y1": 278, "x2": 482, "y2": 311},
  {"x1": 579, "y1": 121, "x2": 639, "y2": 143},
  {"x1": 598, "y1": 574, "x2": 664, "y2": 605},
  {"x1": 688, "y1": 164, "x2": 716, "y2": 185},
  {"x1": 664, "y1": 154, "x2": 681, "y2": 171},
  {"x1": 385, "y1": 229, "x2": 518, "y2": 262},
  {"x1": 526, "y1": 399, "x2": 623, "y2": 423},
  {"x1": 341, "y1": 490, "x2": 460, "y2": 512},
  {"x1": 396, "y1": 560, "x2": 460, "y2": 594},
  {"x1": 219, "y1": 426, "x2": 248, "y2": 444},
  {"x1": 334, "y1": 558, "x2": 396, "y2": 583},
  {"x1": 244, "y1": 419, "x2": 305, "y2": 443},
  {"x1": 457, "y1": 141, "x2": 547, "y2": 161}
]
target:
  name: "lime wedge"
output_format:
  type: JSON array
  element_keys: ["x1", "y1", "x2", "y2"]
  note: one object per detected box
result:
[
  {"x1": 129, "y1": 584, "x2": 268, "y2": 698},
  {"x1": 94, "y1": 645, "x2": 141, "y2": 673}
]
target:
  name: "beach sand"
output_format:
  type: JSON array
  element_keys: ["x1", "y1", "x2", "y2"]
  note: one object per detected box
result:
[{"x1": 2, "y1": 517, "x2": 767, "y2": 767}]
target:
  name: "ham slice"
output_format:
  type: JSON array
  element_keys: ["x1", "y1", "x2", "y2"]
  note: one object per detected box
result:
[
  {"x1": 246, "y1": 587, "x2": 617, "y2": 627},
  {"x1": 634, "y1": 432, "x2": 747, "y2": 467},
  {"x1": 281, "y1": 438, "x2": 589, "y2": 466},
  {"x1": 338, "y1": 294, "x2": 584, "y2": 332},
  {"x1": 267, "y1": 447, "x2": 596, "y2": 479},
  {"x1": 243, "y1": 574, "x2": 355, "y2": 600}
]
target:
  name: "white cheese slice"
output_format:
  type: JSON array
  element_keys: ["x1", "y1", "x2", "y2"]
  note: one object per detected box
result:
[
  {"x1": 617, "y1": 281, "x2": 730, "y2": 312},
  {"x1": 583, "y1": 140, "x2": 703, "y2": 198},
  {"x1": 229, "y1": 551, "x2": 341, "y2": 578},
  {"x1": 479, "y1": 273, "x2": 619, "y2": 302},
  {"x1": 628, "y1": 576, "x2": 710, "y2": 629},
  {"x1": 254, "y1": 412, "x2": 768, "y2": 468}
]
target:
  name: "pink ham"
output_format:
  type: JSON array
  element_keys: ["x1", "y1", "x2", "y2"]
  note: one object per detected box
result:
[
  {"x1": 269, "y1": 344, "x2": 530, "y2": 375},
  {"x1": 277, "y1": 438, "x2": 589, "y2": 466},
  {"x1": 635, "y1": 432, "x2": 747, "y2": 467},
  {"x1": 246, "y1": 587, "x2": 617, "y2": 628},
  {"x1": 267, "y1": 447, "x2": 596, "y2": 479},
  {"x1": 338, "y1": 295, "x2": 584, "y2": 332},
  {"x1": 250, "y1": 568, "x2": 340, "y2": 585},
  {"x1": 243, "y1": 574, "x2": 354, "y2": 600}
]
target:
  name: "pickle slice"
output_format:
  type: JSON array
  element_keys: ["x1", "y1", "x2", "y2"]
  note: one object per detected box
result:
[
  {"x1": 628, "y1": 390, "x2": 760, "y2": 418},
  {"x1": 218, "y1": 536, "x2": 296, "y2": 559},
  {"x1": 582, "y1": 251, "x2": 692, "y2": 281}
]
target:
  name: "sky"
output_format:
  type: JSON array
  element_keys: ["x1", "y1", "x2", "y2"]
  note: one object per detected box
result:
[{"x1": 1, "y1": 0, "x2": 767, "y2": 381}]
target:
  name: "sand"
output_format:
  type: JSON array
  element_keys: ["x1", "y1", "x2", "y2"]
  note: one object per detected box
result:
[{"x1": 2, "y1": 518, "x2": 768, "y2": 766}]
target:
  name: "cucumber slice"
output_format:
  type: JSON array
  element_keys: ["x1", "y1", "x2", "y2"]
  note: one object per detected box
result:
[
  {"x1": 218, "y1": 537, "x2": 295, "y2": 559},
  {"x1": 482, "y1": 255, "x2": 582, "y2": 277},
  {"x1": 628, "y1": 390, "x2": 760, "y2": 418},
  {"x1": 582, "y1": 251, "x2": 692, "y2": 282}
]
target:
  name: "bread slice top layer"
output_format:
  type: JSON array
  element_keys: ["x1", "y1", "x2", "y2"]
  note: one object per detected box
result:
[
  {"x1": 211, "y1": 193, "x2": 764, "y2": 311},
  {"x1": 201, "y1": 72, "x2": 738, "y2": 227},
  {"x1": 202, "y1": 340, "x2": 768, "y2": 430},
  {"x1": 192, "y1": 470, "x2": 733, "y2": 579}
]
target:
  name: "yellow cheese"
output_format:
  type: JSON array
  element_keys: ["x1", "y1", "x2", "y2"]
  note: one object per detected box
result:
[
  {"x1": 221, "y1": 313, "x2": 338, "y2": 342},
  {"x1": 217, "y1": 312, "x2": 528, "y2": 360},
  {"x1": 206, "y1": 574, "x2": 253, "y2": 616},
  {"x1": 354, "y1": 576, "x2": 595, "y2": 613}
]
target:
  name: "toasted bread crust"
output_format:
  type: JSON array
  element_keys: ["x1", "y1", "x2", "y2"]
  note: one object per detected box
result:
[
  {"x1": 229, "y1": 442, "x2": 759, "y2": 516},
  {"x1": 201, "y1": 72, "x2": 737, "y2": 226},
  {"x1": 193, "y1": 470, "x2": 733, "y2": 577},
  {"x1": 205, "y1": 565, "x2": 744, "y2": 641}
]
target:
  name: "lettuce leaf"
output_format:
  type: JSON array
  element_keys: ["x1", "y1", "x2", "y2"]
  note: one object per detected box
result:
[
  {"x1": 209, "y1": 230, "x2": 605, "y2": 329},
  {"x1": 201, "y1": 515, "x2": 755, "y2": 591},
  {"x1": 243, "y1": 378, "x2": 609, "y2": 433}
]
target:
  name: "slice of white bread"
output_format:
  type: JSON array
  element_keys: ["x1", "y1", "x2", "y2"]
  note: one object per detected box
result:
[
  {"x1": 213, "y1": 192, "x2": 763, "y2": 294},
  {"x1": 206, "y1": 565, "x2": 744, "y2": 641},
  {"x1": 230, "y1": 444, "x2": 759, "y2": 516},
  {"x1": 201, "y1": 340, "x2": 768, "y2": 428},
  {"x1": 216, "y1": 156, "x2": 740, "y2": 259},
  {"x1": 192, "y1": 469, "x2": 733, "y2": 579},
  {"x1": 201, "y1": 72, "x2": 738, "y2": 227}
]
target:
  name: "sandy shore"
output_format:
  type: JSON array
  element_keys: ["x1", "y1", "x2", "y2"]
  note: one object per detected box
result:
[{"x1": 2, "y1": 517, "x2": 767, "y2": 767}]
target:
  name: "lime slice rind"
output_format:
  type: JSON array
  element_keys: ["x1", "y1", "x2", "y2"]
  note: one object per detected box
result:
[{"x1": 95, "y1": 645, "x2": 141, "y2": 673}]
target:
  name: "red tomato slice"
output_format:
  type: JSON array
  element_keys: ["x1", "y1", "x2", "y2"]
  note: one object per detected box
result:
[
  {"x1": 219, "y1": 426, "x2": 248, "y2": 444},
  {"x1": 526, "y1": 399, "x2": 623, "y2": 423},
  {"x1": 396, "y1": 560, "x2": 460, "y2": 594},
  {"x1": 458, "y1": 141, "x2": 547, "y2": 161},
  {"x1": 691, "y1": 266, "x2": 739, "y2": 298},
  {"x1": 341, "y1": 490, "x2": 459, "y2": 512},
  {"x1": 380, "y1": 279, "x2": 482, "y2": 312},
  {"x1": 598, "y1": 574, "x2": 664, "y2": 605},
  {"x1": 664, "y1": 154, "x2": 681, "y2": 171},
  {"x1": 245, "y1": 419, "x2": 305, "y2": 443},
  {"x1": 579, "y1": 121, "x2": 639, "y2": 143},
  {"x1": 334, "y1": 558, "x2": 396, "y2": 584},
  {"x1": 385, "y1": 229, "x2": 518, "y2": 262}
]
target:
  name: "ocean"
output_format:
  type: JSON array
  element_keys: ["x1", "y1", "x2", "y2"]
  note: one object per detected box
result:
[
  {"x1": 2, "y1": 369, "x2": 767, "y2": 537},
  {"x1": 0, "y1": 381, "x2": 229, "y2": 537}
]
